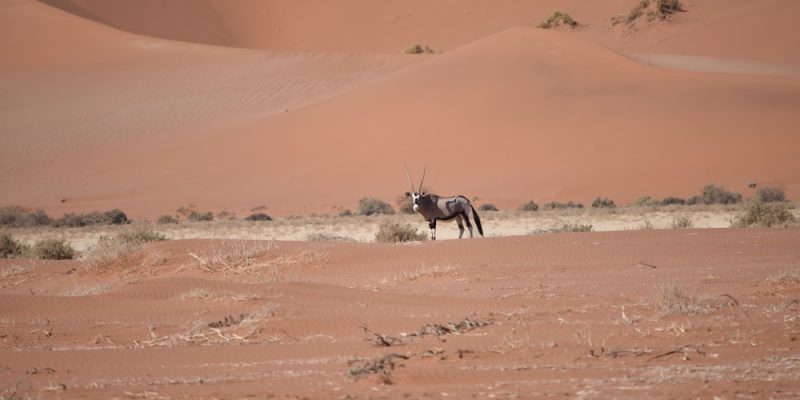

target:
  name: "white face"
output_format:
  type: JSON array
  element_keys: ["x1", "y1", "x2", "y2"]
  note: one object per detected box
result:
[{"x1": 410, "y1": 192, "x2": 423, "y2": 212}]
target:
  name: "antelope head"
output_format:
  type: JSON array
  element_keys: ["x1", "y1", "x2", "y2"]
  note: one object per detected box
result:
[{"x1": 404, "y1": 164, "x2": 427, "y2": 212}]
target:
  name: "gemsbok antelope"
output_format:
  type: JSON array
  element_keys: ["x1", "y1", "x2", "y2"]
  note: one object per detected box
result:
[{"x1": 404, "y1": 165, "x2": 484, "y2": 240}]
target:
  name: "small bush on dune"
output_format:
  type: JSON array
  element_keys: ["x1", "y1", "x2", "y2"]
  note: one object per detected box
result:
[
  {"x1": 671, "y1": 216, "x2": 694, "y2": 229},
  {"x1": 479, "y1": 204, "x2": 499, "y2": 212},
  {"x1": 358, "y1": 198, "x2": 395, "y2": 216},
  {"x1": 0, "y1": 206, "x2": 52, "y2": 228},
  {"x1": 245, "y1": 213, "x2": 272, "y2": 222},
  {"x1": 396, "y1": 193, "x2": 416, "y2": 215},
  {"x1": 338, "y1": 209, "x2": 354, "y2": 217},
  {"x1": 612, "y1": 0, "x2": 685, "y2": 25},
  {"x1": 32, "y1": 239, "x2": 75, "y2": 260},
  {"x1": 701, "y1": 184, "x2": 742, "y2": 205},
  {"x1": 1, "y1": 233, "x2": 30, "y2": 258},
  {"x1": 634, "y1": 196, "x2": 658, "y2": 207},
  {"x1": 156, "y1": 215, "x2": 179, "y2": 224},
  {"x1": 537, "y1": 11, "x2": 579, "y2": 29},
  {"x1": 375, "y1": 221, "x2": 427, "y2": 243},
  {"x1": 592, "y1": 197, "x2": 616, "y2": 209},
  {"x1": 404, "y1": 44, "x2": 435, "y2": 54},
  {"x1": 756, "y1": 187, "x2": 787, "y2": 203},
  {"x1": 733, "y1": 200, "x2": 796, "y2": 228},
  {"x1": 518, "y1": 201, "x2": 539, "y2": 212}
]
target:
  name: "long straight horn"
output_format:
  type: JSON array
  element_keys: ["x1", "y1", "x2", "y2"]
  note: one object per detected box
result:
[
  {"x1": 418, "y1": 164, "x2": 427, "y2": 193},
  {"x1": 403, "y1": 163, "x2": 416, "y2": 193}
]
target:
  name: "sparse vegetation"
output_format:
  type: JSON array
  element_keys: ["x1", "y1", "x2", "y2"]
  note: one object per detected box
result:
[
  {"x1": 404, "y1": 44, "x2": 435, "y2": 54},
  {"x1": 244, "y1": 213, "x2": 272, "y2": 222},
  {"x1": 592, "y1": 197, "x2": 616, "y2": 209},
  {"x1": 84, "y1": 228, "x2": 166, "y2": 271},
  {"x1": 700, "y1": 184, "x2": 742, "y2": 205},
  {"x1": 518, "y1": 201, "x2": 539, "y2": 212},
  {"x1": 670, "y1": 215, "x2": 693, "y2": 229},
  {"x1": 733, "y1": 200, "x2": 796, "y2": 228},
  {"x1": 358, "y1": 198, "x2": 395, "y2": 216},
  {"x1": 216, "y1": 211, "x2": 237, "y2": 221},
  {"x1": 479, "y1": 203, "x2": 499, "y2": 212},
  {"x1": 1, "y1": 232, "x2": 29, "y2": 258},
  {"x1": 375, "y1": 221, "x2": 427, "y2": 243},
  {"x1": 537, "y1": 11, "x2": 578, "y2": 29},
  {"x1": 531, "y1": 224, "x2": 593, "y2": 234},
  {"x1": 156, "y1": 214, "x2": 179, "y2": 224},
  {"x1": 53, "y1": 209, "x2": 130, "y2": 227},
  {"x1": 396, "y1": 193, "x2": 415, "y2": 214},
  {"x1": 756, "y1": 186, "x2": 787, "y2": 203},
  {"x1": 31, "y1": 238, "x2": 75, "y2": 260},
  {"x1": 544, "y1": 201, "x2": 584, "y2": 210},
  {"x1": 612, "y1": 0, "x2": 685, "y2": 26},
  {"x1": 0, "y1": 206, "x2": 52, "y2": 228},
  {"x1": 634, "y1": 196, "x2": 659, "y2": 207},
  {"x1": 306, "y1": 233, "x2": 354, "y2": 242},
  {"x1": 768, "y1": 268, "x2": 800, "y2": 286},
  {"x1": 186, "y1": 211, "x2": 214, "y2": 222},
  {"x1": 660, "y1": 196, "x2": 686, "y2": 206},
  {"x1": 655, "y1": 283, "x2": 710, "y2": 317},
  {"x1": 338, "y1": 209, "x2": 354, "y2": 217}
]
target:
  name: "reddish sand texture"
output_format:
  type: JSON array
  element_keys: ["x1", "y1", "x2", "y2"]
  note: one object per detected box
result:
[
  {"x1": 1, "y1": 0, "x2": 800, "y2": 218},
  {"x1": 2, "y1": 229, "x2": 800, "y2": 398}
]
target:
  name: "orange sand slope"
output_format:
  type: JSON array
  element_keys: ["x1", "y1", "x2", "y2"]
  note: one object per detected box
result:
[
  {"x1": 1, "y1": 1, "x2": 799, "y2": 218},
  {"x1": 2, "y1": 229, "x2": 800, "y2": 397}
]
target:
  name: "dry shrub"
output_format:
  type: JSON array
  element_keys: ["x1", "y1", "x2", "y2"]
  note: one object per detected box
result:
[
  {"x1": 518, "y1": 201, "x2": 539, "y2": 212},
  {"x1": 1, "y1": 232, "x2": 29, "y2": 258},
  {"x1": 670, "y1": 216, "x2": 693, "y2": 229},
  {"x1": 189, "y1": 240, "x2": 274, "y2": 275},
  {"x1": 32, "y1": 239, "x2": 75, "y2": 260},
  {"x1": 0, "y1": 206, "x2": 52, "y2": 228},
  {"x1": 53, "y1": 209, "x2": 129, "y2": 227},
  {"x1": 756, "y1": 187, "x2": 787, "y2": 203},
  {"x1": 83, "y1": 228, "x2": 166, "y2": 271},
  {"x1": 634, "y1": 196, "x2": 658, "y2": 207},
  {"x1": 701, "y1": 184, "x2": 742, "y2": 205},
  {"x1": 768, "y1": 268, "x2": 800, "y2": 286},
  {"x1": 537, "y1": 11, "x2": 578, "y2": 29},
  {"x1": 733, "y1": 200, "x2": 796, "y2": 228},
  {"x1": 395, "y1": 193, "x2": 415, "y2": 214},
  {"x1": 479, "y1": 203, "x2": 498, "y2": 212},
  {"x1": 544, "y1": 201, "x2": 584, "y2": 210},
  {"x1": 660, "y1": 196, "x2": 686, "y2": 206},
  {"x1": 592, "y1": 197, "x2": 616, "y2": 208},
  {"x1": 404, "y1": 44, "x2": 434, "y2": 54},
  {"x1": 655, "y1": 283, "x2": 710, "y2": 317},
  {"x1": 186, "y1": 211, "x2": 214, "y2": 222},
  {"x1": 358, "y1": 198, "x2": 395, "y2": 216},
  {"x1": 612, "y1": 0, "x2": 685, "y2": 25},
  {"x1": 156, "y1": 215, "x2": 178, "y2": 224},
  {"x1": 244, "y1": 213, "x2": 272, "y2": 222},
  {"x1": 375, "y1": 221, "x2": 427, "y2": 243},
  {"x1": 306, "y1": 233, "x2": 354, "y2": 242}
]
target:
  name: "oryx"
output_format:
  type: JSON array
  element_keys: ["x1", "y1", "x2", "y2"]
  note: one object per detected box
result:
[{"x1": 404, "y1": 165, "x2": 484, "y2": 240}]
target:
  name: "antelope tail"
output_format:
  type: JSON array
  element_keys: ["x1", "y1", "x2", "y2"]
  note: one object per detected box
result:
[{"x1": 471, "y1": 205, "x2": 484, "y2": 236}]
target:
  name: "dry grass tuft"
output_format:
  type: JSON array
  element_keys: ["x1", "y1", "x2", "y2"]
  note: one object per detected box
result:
[
  {"x1": 348, "y1": 354, "x2": 410, "y2": 384},
  {"x1": 670, "y1": 215, "x2": 693, "y2": 229},
  {"x1": 375, "y1": 221, "x2": 427, "y2": 243},
  {"x1": 537, "y1": 11, "x2": 578, "y2": 29},
  {"x1": 189, "y1": 240, "x2": 274, "y2": 275},
  {"x1": 31, "y1": 238, "x2": 75, "y2": 260},
  {"x1": 733, "y1": 200, "x2": 796, "y2": 228},
  {"x1": 83, "y1": 228, "x2": 166, "y2": 272},
  {"x1": 655, "y1": 283, "x2": 710, "y2": 317},
  {"x1": 767, "y1": 268, "x2": 800, "y2": 287}
]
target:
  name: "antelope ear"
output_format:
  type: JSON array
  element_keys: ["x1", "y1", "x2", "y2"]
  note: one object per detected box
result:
[{"x1": 405, "y1": 192, "x2": 411, "y2": 197}]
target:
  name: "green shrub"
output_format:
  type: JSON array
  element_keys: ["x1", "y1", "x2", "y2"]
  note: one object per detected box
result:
[
  {"x1": 756, "y1": 187, "x2": 786, "y2": 203},
  {"x1": 544, "y1": 201, "x2": 584, "y2": 210},
  {"x1": 53, "y1": 209, "x2": 129, "y2": 227},
  {"x1": 1, "y1": 233, "x2": 29, "y2": 258},
  {"x1": 358, "y1": 198, "x2": 395, "y2": 216},
  {"x1": 592, "y1": 197, "x2": 616, "y2": 208},
  {"x1": 479, "y1": 204, "x2": 499, "y2": 212},
  {"x1": 660, "y1": 196, "x2": 686, "y2": 206},
  {"x1": 156, "y1": 215, "x2": 179, "y2": 224},
  {"x1": 32, "y1": 239, "x2": 74, "y2": 260},
  {"x1": 0, "y1": 206, "x2": 52, "y2": 228},
  {"x1": 518, "y1": 201, "x2": 539, "y2": 212},
  {"x1": 244, "y1": 213, "x2": 272, "y2": 222},
  {"x1": 375, "y1": 221, "x2": 427, "y2": 243},
  {"x1": 701, "y1": 184, "x2": 742, "y2": 205},
  {"x1": 733, "y1": 200, "x2": 796, "y2": 228},
  {"x1": 187, "y1": 211, "x2": 214, "y2": 222},
  {"x1": 537, "y1": 11, "x2": 578, "y2": 29}
]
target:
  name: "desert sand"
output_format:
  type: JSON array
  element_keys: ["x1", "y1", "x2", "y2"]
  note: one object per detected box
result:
[
  {"x1": 2, "y1": 1, "x2": 800, "y2": 398},
  {"x1": 2, "y1": 228, "x2": 800, "y2": 398}
]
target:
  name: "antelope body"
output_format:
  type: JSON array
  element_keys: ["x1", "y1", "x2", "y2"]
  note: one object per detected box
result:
[{"x1": 405, "y1": 166, "x2": 483, "y2": 240}]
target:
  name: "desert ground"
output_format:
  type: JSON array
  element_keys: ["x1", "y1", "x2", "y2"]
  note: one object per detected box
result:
[{"x1": 2, "y1": 0, "x2": 800, "y2": 398}]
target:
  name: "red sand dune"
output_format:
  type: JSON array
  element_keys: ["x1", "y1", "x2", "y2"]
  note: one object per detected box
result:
[{"x1": 1, "y1": 0, "x2": 799, "y2": 217}]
